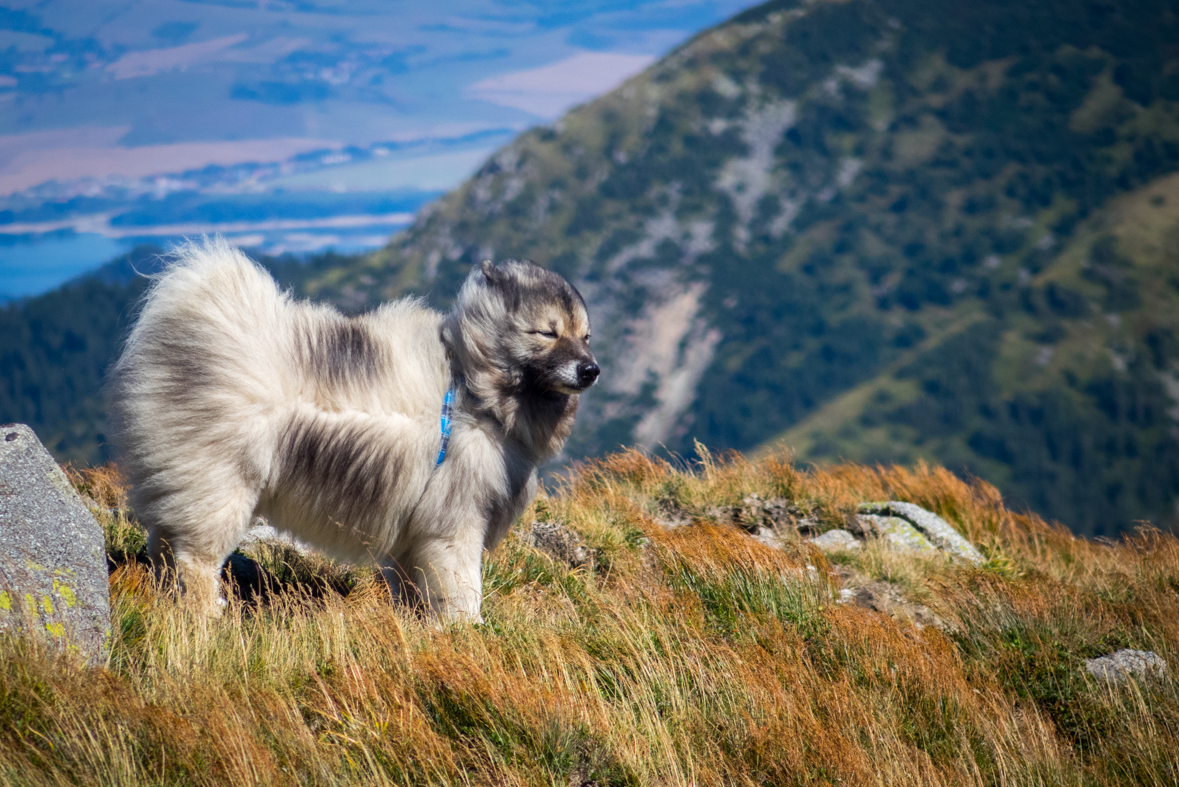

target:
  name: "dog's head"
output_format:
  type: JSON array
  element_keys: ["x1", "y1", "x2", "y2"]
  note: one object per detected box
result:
[{"x1": 443, "y1": 259, "x2": 598, "y2": 397}]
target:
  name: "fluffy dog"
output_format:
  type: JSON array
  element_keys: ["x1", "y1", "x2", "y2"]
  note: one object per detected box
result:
[{"x1": 108, "y1": 238, "x2": 598, "y2": 620}]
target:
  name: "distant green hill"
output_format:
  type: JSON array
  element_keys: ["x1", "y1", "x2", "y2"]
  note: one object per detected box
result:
[
  {"x1": 306, "y1": 0, "x2": 1179, "y2": 536},
  {"x1": 0, "y1": 247, "x2": 160, "y2": 464}
]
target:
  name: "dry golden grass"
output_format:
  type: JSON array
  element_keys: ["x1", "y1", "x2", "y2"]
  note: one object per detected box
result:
[{"x1": 2, "y1": 450, "x2": 1178, "y2": 785}]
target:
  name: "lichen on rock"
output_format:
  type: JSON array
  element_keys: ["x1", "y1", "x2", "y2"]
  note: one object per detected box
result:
[
  {"x1": 0, "y1": 424, "x2": 110, "y2": 663},
  {"x1": 858, "y1": 502, "x2": 984, "y2": 563}
]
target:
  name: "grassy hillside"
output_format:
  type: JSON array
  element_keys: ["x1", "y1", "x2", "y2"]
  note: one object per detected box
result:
[
  {"x1": 303, "y1": 0, "x2": 1179, "y2": 537},
  {"x1": 5, "y1": 452, "x2": 1179, "y2": 785}
]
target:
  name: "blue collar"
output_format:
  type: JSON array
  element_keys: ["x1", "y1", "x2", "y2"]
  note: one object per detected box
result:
[{"x1": 435, "y1": 380, "x2": 458, "y2": 467}]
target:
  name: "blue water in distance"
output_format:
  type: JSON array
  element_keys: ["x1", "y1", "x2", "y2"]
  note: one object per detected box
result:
[{"x1": 0, "y1": 234, "x2": 133, "y2": 299}]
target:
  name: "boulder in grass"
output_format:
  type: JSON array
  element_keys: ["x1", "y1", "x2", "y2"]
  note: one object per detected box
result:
[
  {"x1": 858, "y1": 502, "x2": 984, "y2": 563},
  {"x1": 1085, "y1": 649, "x2": 1169, "y2": 686},
  {"x1": 856, "y1": 514, "x2": 936, "y2": 555},
  {"x1": 808, "y1": 529, "x2": 861, "y2": 552},
  {"x1": 0, "y1": 424, "x2": 111, "y2": 664}
]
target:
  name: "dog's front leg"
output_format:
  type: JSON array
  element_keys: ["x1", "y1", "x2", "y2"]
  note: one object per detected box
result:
[{"x1": 408, "y1": 534, "x2": 485, "y2": 623}]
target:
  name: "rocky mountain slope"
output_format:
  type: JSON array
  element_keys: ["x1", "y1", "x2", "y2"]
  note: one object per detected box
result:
[{"x1": 307, "y1": 0, "x2": 1179, "y2": 536}]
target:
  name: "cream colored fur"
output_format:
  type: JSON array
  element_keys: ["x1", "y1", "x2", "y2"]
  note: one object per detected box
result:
[{"x1": 108, "y1": 237, "x2": 595, "y2": 620}]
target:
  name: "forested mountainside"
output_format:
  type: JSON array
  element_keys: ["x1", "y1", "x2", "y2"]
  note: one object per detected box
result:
[
  {"x1": 305, "y1": 0, "x2": 1179, "y2": 536},
  {"x1": 0, "y1": 248, "x2": 162, "y2": 465}
]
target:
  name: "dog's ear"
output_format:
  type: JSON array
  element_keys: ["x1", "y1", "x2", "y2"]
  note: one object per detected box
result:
[{"x1": 479, "y1": 260, "x2": 499, "y2": 285}]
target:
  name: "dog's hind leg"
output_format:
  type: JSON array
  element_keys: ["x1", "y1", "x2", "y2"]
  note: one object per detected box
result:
[
  {"x1": 149, "y1": 485, "x2": 261, "y2": 615},
  {"x1": 147, "y1": 525, "x2": 180, "y2": 599},
  {"x1": 379, "y1": 555, "x2": 423, "y2": 611}
]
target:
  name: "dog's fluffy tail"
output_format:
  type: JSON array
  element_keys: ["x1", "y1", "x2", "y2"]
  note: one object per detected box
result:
[
  {"x1": 113, "y1": 236, "x2": 288, "y2": 407},
  {"x1": 130, "y1": 236, "x2": 285, "y2": 349},
  {"x1": 107, "y1": 237, "x2": 290, "y2": 515}
]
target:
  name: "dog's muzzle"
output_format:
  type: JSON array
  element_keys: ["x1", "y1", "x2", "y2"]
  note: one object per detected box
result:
[{"x1": 576, "y1": 362, "x2": 600, "y2": 389}]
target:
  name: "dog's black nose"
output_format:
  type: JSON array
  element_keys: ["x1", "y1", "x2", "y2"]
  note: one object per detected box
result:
[{"x1": 577, "y1": 362, "x2": 600, "y2": 387}]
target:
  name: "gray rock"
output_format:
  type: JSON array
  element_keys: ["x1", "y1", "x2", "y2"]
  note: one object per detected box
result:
[
  {"x1": 654, "y1": 513, "x2": 689, "y2": 529},
  {"x1": 523, "y1": 520, "x2": 588, "y2": 567},
  {"x1": 808, "y1": 529, "x2": 861, "y2": 552},
  {"x1": 795, "y1": 517, "x2": 820, "y2": 534},
  {"x1": 858, "y1": 502, "x2": 984, "y2": 563},
  {"x1": 705, "y1": 494, "x2": 792, "y2": 533},
  {"x1": 857, "y1": 514, "x2": 936, "y2": 554},
  {"x1": 839, "y1": 579, "x2": 946, "y2": 630},
  {"x1": 1085, "y1": 649, "x2": 1169, "y2": 685},
  {"x1": 752, "y1": 526, "x2": 784, "y2": 549},
  {"x1": 705, "y1": 504, "x2": 739, "y2": 527},
  {"x1": 653, "y1": 499, "x2": 690, "y2": 529},
  {"x1": 0, "y1": 424, "x2": 110, "y2": 663},
  {"x1": 738, "y1": 493, "x2": 790, "y2": 531}
]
